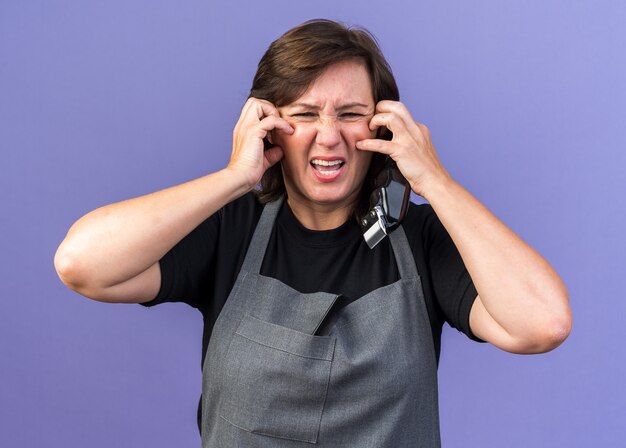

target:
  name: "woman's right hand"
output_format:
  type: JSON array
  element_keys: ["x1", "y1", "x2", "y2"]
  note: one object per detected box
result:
[
  {"x1": 228, "y1": 98, "x2": 294, "y2": 189},
  {"x1": 54, "y1": 98, "x2": 294, "y2": 304}
]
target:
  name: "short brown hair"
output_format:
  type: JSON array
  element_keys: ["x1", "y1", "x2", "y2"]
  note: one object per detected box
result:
[{"x1": 250, "y1": 19, "x2": 400, "y2": 216}]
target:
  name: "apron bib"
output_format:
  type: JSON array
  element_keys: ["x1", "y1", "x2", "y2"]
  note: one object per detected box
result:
[{"x1": 201, "y1": 198, "x2": 440, "y2": 447}]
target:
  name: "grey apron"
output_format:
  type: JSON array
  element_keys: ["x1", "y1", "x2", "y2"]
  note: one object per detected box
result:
[{"x1": 201, "y1": 198, "x2": 440, "y2": 447}]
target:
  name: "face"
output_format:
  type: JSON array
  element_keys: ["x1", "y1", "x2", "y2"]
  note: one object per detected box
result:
[{"x1": 274, "y1": 59, "x2": 376, "y2": 214}]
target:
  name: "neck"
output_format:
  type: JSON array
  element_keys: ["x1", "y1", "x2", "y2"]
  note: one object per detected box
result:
[{"x1": 286, "y1": 196, "x2": 355, "y2": 230}]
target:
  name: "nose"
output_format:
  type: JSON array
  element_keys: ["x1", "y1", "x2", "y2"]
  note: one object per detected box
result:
[{"x1": 314, "y1": 117, "x2": 342, "y2": 148}]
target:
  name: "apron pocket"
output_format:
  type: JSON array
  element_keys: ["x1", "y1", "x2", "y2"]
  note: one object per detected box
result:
[{"x1": 220, "y1": 314, "x2": 336, "y2": 444}]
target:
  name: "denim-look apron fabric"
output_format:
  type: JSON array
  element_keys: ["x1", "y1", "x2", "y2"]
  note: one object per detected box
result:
[{"x1": 201, "y1": 198, "x2": 440, "y2": 447}]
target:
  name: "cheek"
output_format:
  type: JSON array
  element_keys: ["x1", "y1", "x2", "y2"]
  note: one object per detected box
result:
[
  {"x1": 273, "y1": 124, "x2": 314, "y2": 150},
  {"x1": 344, "y1": 121, "x2": 375, "y2": 142},
  {"x1": 351, "y1": 141, "x2": 373, "y2": 175}
]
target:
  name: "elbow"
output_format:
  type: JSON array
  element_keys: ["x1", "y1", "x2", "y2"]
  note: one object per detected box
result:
[
  {"x1": 535, "y1": 315, "x2": 572, "y2": 353},
  {"x1": 54, "y1": 244, "x2": 102, "y2": 298},
  {"x1": 522, "y1": 283, "x2": 572, "y2": 353},
  {"x1": 54, "y1": 244, "x2": 138, "y2": 304},
  {"x1": 551, "y1": 307, "x2": 573, "y2": 348},
  {"x1": 54, "y1": 244, "x2": 85, "y2": 291},
  {"x1": 537, "y1": 286, "x2": 572, "y2": 352},
  {"x1": 518, "y1": 308, "x2": 572, "y2": 354}
]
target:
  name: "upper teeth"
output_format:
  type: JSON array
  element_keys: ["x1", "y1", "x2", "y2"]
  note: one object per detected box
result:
[{"x1": 311, "y1": 159, "x2": 343, "y2": 166}]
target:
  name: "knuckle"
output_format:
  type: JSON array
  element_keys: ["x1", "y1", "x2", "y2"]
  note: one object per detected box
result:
[
  {"x1": 389, "y1": 101, "x2": 403, "y2": 112},
  {"x1": 389, "y1": 113, "x2": 402, "y2": 126},
  {"x1": 382, "y1": 100, "x2": 403, "y2": 114},
  {"x1": 259, "y1": 98, "x2": 277, "y2": 109}
]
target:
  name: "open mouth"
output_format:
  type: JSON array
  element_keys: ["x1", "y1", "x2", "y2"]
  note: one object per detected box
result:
[{"x1": 310, "y1": 159, "x2": 345, "y2": 177}]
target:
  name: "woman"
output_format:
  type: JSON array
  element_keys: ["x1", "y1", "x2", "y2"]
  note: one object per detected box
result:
[{"x1": 55, "y1": 19, "x2": 571, "y2": 447}]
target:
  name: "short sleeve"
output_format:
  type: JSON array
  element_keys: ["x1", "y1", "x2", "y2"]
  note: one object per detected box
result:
[
  {"x1": 422, "y1": 205, "x2": 484, "y2": 342},
  {"x1": 140, "y1": 212, "x2": 220, "y2": 310}
]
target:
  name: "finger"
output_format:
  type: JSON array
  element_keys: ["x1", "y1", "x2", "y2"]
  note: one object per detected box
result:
[
  {"x1": 238, "y1": 97, "x2": 262, "y2": 121},
  {"x1": 375, "y1": 101, "x2": 421, "y2": 134},
  {"x1": 375, "y1": 100, "x2": 414, "y2": 119},
  {"x1": 368, "y1": 112, "x2": 408, "y2": 137},
  {"x1": 355, "y1": 138, "x2": 394, "y2": 155},
  {"x1": 375, "y1": 100, "x2": 407, "y2": 113},
  {"x1": 240, "y1": 97, "x2": 255, "y2": 115},
  {"x1": 415, "y1": 122, "x2": 431, "y2": 139},
  {"x1": 239, "y1": 98, "x2": 280, "y2": 127},
  {"x1": 259, "y1": 115, "x2": 294, "y2": 135},
  {"x1": 253, "y1": 99, "x2": 281, "y2": 120}
]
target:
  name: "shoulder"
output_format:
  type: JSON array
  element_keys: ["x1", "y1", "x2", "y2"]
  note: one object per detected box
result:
[
  {"x1": 218, "y1": 192, "x2": 266, "y2": 262},
  {"x1": 404, "y1": 201, "x2": 436, "y2": 224},
  {"x1": 402, "y1": 201, "x2": 442, "y2": 250},
  {"x1": 220, "y1": 191, "x2": 265, "y2": 229}
]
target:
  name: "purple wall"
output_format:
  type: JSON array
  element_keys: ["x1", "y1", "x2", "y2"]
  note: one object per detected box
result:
[{"x1": 2, "y1": 1, "x2": 625, "y2": 446}]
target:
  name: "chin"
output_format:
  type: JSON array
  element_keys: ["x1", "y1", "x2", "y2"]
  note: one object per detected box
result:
[{"x1": 307, "y1": 186, "x2": 360, "y2": 207}]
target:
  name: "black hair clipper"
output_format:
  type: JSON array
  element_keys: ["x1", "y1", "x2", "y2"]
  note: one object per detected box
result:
[{"x1": 360, "y1": 156, "x2": 411, "y2": 249}]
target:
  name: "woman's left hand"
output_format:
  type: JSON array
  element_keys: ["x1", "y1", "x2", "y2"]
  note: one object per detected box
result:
[
  {"x1": 356, "y1": 100, "x2": 451, "y2": 198},
  {"x1": 358, "y1": 103, "x2": 571, "y2": 354}
]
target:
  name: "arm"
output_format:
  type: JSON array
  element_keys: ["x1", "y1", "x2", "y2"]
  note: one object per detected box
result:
[
  {"x1": 54, "y1": 98, "x2": 293, "y2": 303},
  {"x1": 356, "y1": 101, "x2": 571, "y2": 354}
]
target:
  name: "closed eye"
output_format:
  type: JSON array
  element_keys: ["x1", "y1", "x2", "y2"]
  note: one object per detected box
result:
[
  {"x1": 339, "y1": 112, "x2": 368, "y2": 121},
  {"x1": 290, "y1": 112, "x2": 367, "y2": 120}
]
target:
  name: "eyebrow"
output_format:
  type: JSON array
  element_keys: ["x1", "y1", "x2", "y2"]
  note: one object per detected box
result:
[{"x1": 288, "y1": 102, "x2": 371, "y2": 110}]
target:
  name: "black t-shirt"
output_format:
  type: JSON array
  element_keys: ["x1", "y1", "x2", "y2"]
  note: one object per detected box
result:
[{"x1": 143, "y1": 193, "x2": 482, "y2": 366}]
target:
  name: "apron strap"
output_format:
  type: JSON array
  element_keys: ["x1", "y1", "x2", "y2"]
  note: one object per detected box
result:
[
  {"x1": 240, "y1": 196, "x2": 284, "y2": 274},
  {"x1": 389, "y1": 226, "x2": 420, "y2": 280}
]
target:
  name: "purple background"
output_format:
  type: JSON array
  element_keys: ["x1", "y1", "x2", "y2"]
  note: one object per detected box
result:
[{"x1": 2, "y1": 1, "x2": 625, "y2": 446}]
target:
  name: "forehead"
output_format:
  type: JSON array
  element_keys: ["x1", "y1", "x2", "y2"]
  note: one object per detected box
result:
[{"x1": 291, "y1": 59, "x2": 374, "y2": 107}]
